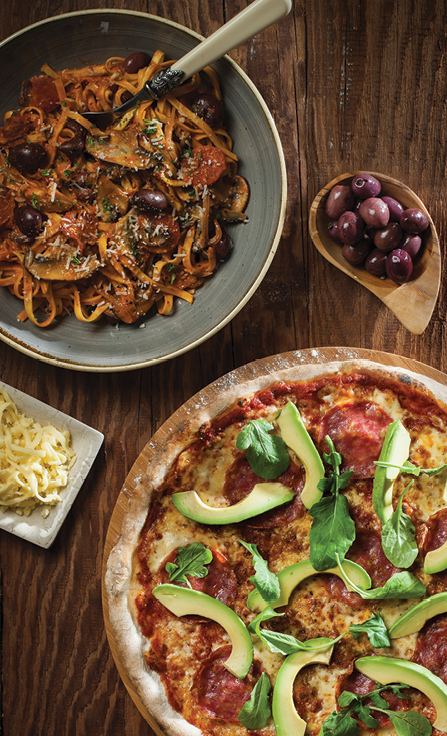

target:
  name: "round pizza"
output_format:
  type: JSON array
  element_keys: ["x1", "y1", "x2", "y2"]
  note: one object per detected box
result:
[{"x1": 105, "y1": 359, "x2": 447, "y2": 736}]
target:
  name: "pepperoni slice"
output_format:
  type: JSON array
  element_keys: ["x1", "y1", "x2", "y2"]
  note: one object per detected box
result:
[
  {"x1": 318, "y1": 400, "x2": 392, "y2": 478},
  {"x1": 193, "y1": 645, "x2": 263, "y2": 721},
  {"x1": 319, "y1": 573, "x2": 364, "y2": 608},
  {"x1": 161, "y1": 547, "x2": 237, "y2": 606},
  {"x1": 223, "y1": 455, "x2": 304, "y2": 528},
  {"x1": 181, "y1": 145, "x2": 226, "y2": 187},
  {"x1": 19, "y1": 75, "x2": 60, "y2": 113},
  {"x1": 412, "y1": 615, "x2": 447, "y2": 683},
  {"x1": 347, "y1": 530, "x2": 400, "y2": 587},
  {"x1": 336, "y1": 666, "x2": 409, "y2": 727},
  {"x1": 423, "y1": 508, "x2": 447, "y2": 555}
]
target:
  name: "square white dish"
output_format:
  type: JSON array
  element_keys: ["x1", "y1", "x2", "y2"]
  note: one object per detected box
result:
[{"x1": 0, "y1": 381, "x2": 104, "y2": 548}]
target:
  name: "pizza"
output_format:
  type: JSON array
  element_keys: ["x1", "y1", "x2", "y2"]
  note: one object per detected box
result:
[{"x1": 105, "y1": 359, "x2": 447, "y2": 736}]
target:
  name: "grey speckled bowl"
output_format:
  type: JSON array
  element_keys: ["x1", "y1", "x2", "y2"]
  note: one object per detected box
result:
[{"x1": 0, "y1": 10, "x2": 286, "y2": 372}]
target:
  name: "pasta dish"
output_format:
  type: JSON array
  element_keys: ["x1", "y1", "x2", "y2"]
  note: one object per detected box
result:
[{"x1": 0, "y1": 50, "x2": 249, "y2": 326}]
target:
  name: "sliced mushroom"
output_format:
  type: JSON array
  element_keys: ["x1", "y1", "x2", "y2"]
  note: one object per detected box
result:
[
  {"x1": 85, "y1": 126, "x2": 157, "y2": 169},
  {"x1": 24, "y1": 247, "x2": 100, "y2": 281},
  {"x1": 97, "y1": 174, "x2": 129, "y2": 221}
]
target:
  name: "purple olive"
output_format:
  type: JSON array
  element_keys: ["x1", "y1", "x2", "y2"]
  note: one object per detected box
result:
[
  {"x1": 59, "y1": 135, "x2": 85, "y2": 160},
  {"x1": 14, "y1": 205, "x2": 44, "y2": 237},
  {"x1": 192, "y1": 93, "x2": 224, "y2": 128},
  {"x1": 131, "y1": 189, "x2": 168, "y2": 211},
  {"x1": 212, "y1": 230, "x2": 231, "y2": 260},
  {"x1": 365, "y1": 248, "x2": 388, "y2": 276},
  {"x1": 8, "y1": 142, "x2": 47, "y2": 175},
  {"x1": 386, "y1": 248, "x2": 413, "y2": 283},
  {"x1": 351, "y1": 174, "x2": 381, "y2": 199},
  {"x1": 381, "y1": 196, "x2": 404, "y2": 223},
  {"x1": 325, "y1": 185, "x2": 354, "y2": 220},
  {"x1": 122, "y1": 52, "x2": 151, "y2": 74},
  {"x1": 337, "y1": 211, "x2": 364, "y2": 244},
  {"x1": 373, "y1": 222, "x2": 403, "y2": 252},
  {"x1": 64, "y1": 119, "x2": 87, "y2": 139},
  {"x1": 327, "y1": 220, "x2": 342, "y2": 243},
  {"x1": 400, "y1": 207, "x2": 429, "y2": 234},
  {"x1": 401, "y1": 234, "x2": 422, "y2": 259},
  {"x1": 341, "y1": 237, "x2": 372, "y2": 265},
  {"x1": 359, "y1": 197, "x2": 390, "y2": 228}
]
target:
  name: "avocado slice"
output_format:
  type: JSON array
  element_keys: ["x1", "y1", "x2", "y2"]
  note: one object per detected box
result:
[
  {"x1": 355, "y1": 656, "x2": 447, "y2": 732},
  {"x1": 424, "y1": 540, "x2": 447, "y2": 574},
  {"x1": 389, "y1": 592, "x2": 447, "y2": 638},
  {"x1": 372, "y1": 420, "x2": 411, "y2": 523},
  {"x1": 276, "y1": 402, "x2": 324, "y2": 509},
  {"x1": 172, "y1": 482, "x2": 295, "y2": 525},
  {"x1": 272, "y1": 645, "x2": 334, "y2": 736},
  {"x1": 247, "y1": 558, "x2": 371, "y2": 612},
  {"x1": 152, "y1": 583, "x2": 253, "y2": 679}
]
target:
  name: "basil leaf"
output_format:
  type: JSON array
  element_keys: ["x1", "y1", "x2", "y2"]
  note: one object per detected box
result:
[
  {"x1": 336, "y1": 556, "x2": 426, "y2": 600},
  {"x1": 309, "y1": 493, "x2": 356, "y2": 570},
  {"x1": 388, "y1": 710, "x2": 432, "y2": 736},
  {"x1": 349, "y1": 613, "x2": 390, "y2": 648},
  {"x1": 239, "y1": 540, "x2": 281, "y2": 603},
  {"x1": 381, "y1": 487, "x2": 418, "y2": 568},
  {"x1": 236, "y1": 419, "x2": 290, "y2": 479},
  {"x1": 320, "y1": 708, "x2": 359, "y2": 736},
  {"x1": 165, "y1": 542, "x2": 213, "y2": 584},
  {"x1": 238, "y1": 672, "x2": 271, "y2": 729}
]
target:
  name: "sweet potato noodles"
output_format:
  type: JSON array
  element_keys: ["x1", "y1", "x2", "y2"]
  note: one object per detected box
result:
[{"x1": 0, "y1": 50, "x2": 249, "y2": 326}]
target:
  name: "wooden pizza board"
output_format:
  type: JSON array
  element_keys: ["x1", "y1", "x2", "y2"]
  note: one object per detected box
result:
[{"x1": 101, "y1": 346, "x2": 447, "y2": 731}]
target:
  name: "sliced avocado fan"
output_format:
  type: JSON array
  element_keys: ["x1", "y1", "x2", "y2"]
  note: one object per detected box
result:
[{"x1": 389, "y1": 592, "x2": 447, "y2": 638}]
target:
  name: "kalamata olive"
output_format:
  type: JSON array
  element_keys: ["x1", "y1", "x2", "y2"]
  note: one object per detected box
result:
[
  {"x1": 59, "y1": 134, "x2": 85, "y2": 160},
  {"x1": 386, "y1": 248, "x2": 413, "y2": 283},
  {"x1": 381, "y1": 196, "x2": 404, "y2": 223},
  {"x1": 212, "y1": 230, "x2": 231, "y2": 260},
  {"x1": 359, "y1": 197, "x2": 390, "y2": 228},
  {"x1": 131, "y1": 189, "x2": 168, "y2": 211},
  {"x1": 325, "y1": 184, "x2": 354, "y2": 220},
  {"x1": 64, "y1": 119, "x2": 87, "y2": 138},
  {"x1": 14, "y1": 205, "x2": 44, "y2": 237},
  {"x1": 401, "y1": 234, "x2": 422, "y2": 259},
  {"x1": 327, "y1": 220, "x2": 342, "y2": 243},
  {"x1": 351, "y1": 173, "x2": 381, "y2": 199},
  {"x1": 121, "y1": 52, "x2": 151, "y2": 74},
  {"x1": 191, "y1": 93, "x2": 224, "y2": 128},
  {"x1": 8, "y1": 142, "x2": 47, "y2": 175},
  {"x1": 337, "y1": 210, "x2": 364, "y2": 245},
  {"x1": 341, "y1": 237, "x2": 372, "y2": 265},
  {"x1": 365, "y1": 248, "x2": 388, "y2": 276},
  {"x1": 373, "y1": 222, "x2": 403, "y2": 252},
  {"x1": 400, "y1": 207, "x2": 429, "y2": 234}
]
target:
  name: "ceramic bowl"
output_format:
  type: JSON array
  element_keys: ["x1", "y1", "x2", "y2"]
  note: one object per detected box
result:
[
  {"x1": 309, "y1": 172, "x2": 441, "y2": 335},
  {"x1": 0, "y1": 10, "x2": 286, "y2": 371}
]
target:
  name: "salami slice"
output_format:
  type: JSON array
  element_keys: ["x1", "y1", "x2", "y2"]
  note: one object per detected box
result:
[
  {"x1": 194, "y1": 645, "x2": 263, "y2": 721},
  {"x1": 161, "y1": 547, "x2": 237, "y2": 606},
  {"x1": 423, "y1": 508, "x2": 447, "y2": 556},
  {"x1": 318, "y1": 400, "x2": 392, "y2": 478},
  {"x1": 412, "y1": 615, "x2": 447, "y2": 684},
  {"x1": 223, "y1": 455, "x2": 305, "y2": 528},
  {"x1": 347, "y1": 530, "x2": 400, "y2": 587},
  {"x1": 336, "y1": 666, "x2": 409, "y2": 727},
  {"x1": 320, "y1": 573, "x2": 364, "y2": 608}
]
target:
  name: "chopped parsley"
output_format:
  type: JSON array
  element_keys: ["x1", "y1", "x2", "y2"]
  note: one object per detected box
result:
[{"x1": 30, "y1": 194, "x2": 41, "y2": 211}]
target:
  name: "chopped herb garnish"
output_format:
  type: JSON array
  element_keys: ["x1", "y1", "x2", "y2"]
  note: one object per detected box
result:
[
  {"x1": 30, "y1": 194, "x2": 41, "y2": 211},
  {"x1": 71, "y1": 256, "x2": 82, "y2": 265}
]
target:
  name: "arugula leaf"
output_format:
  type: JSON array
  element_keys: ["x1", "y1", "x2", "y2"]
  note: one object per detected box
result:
[
  {"x1": 374, "y1": 459, "x2": 447, "y2": 478},
  {"x1": 239, "y1": 540, "x2": 281, "y2": 603},
  {"x1": 381, "y1": 485, "x2": 418, "y2": 568},
  {"x1": 165, "y1": 542, "x2": 213, "y2": 585},
  {"x1": 236, "y1": 419, "x2": 290, "y2": 479},
  {"x1": 248, "y1": 605, "x2": 282, "y2": 634},
  {"x1": 321, "y1": 685, "x2": 431, "y2": 736},
  {"x1": 249, "y1": 605, "x2": 341, "y2": 654},
  {"x1": 336, "y1": 554, "x2": 426, "y2": 600},
  {"x1": 238, "y1": 672, "x2": 271, "y2": 729},
  {"x1": 349, "y1": 613, "x2": 390, "y2": 648}
]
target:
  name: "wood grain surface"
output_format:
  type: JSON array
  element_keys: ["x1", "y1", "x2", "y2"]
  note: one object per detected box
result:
[{"x1": 2, "y1": 1, "x2": 447, "y2": 736}]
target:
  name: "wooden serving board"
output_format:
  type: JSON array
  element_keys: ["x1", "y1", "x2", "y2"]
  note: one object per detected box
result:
[{"x1": 101, "y1": 346, "x2": 447, "y2": 730}]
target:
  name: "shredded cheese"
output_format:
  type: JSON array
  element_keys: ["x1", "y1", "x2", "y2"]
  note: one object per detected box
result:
[{"x1": 0, "y1": 388, "x2": 76, "y2": 517}]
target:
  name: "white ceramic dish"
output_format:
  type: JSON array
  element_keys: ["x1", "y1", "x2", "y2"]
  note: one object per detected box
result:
[
  {"x1": 0, "y1": 10, "x2": 287, "y2": 372},
  {"x1": 0, "y1": 381, "x2": 104, "y2": 548}
]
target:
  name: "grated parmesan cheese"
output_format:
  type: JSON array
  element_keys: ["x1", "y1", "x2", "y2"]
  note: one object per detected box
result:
[{"x1": 0, "y1": 388, "x2": 76, "y2": 517}]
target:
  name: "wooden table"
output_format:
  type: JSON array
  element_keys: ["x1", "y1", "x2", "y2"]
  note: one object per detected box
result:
[{"x1": 0, "y1": 1, "x2": 446, "y2": 734}]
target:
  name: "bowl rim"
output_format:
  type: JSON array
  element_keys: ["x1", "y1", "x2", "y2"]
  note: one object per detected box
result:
[{"x1": 0, "y1": 9, "x2": 288, "y2": 372}]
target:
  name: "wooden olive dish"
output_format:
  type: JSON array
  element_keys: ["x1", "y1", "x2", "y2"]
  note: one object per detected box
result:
[{"x1": 309, "y1": 172, "x2": 441, "y2": 335}]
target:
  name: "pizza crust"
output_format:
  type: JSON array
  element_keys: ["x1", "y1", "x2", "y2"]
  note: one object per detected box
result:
[{"x1": 104, "y1": 358, "x2": 447, "y2": 736}]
